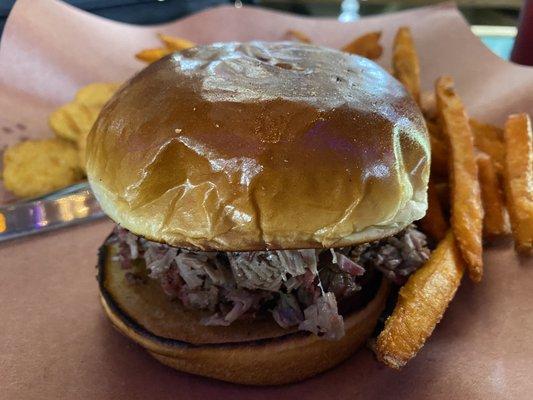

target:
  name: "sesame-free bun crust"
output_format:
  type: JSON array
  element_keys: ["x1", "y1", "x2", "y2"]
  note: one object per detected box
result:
[
  {"x1": 98, "y1": 241, "x2": 390, "y2": 385},
  {"x1": 87, "y1": 42, "x2": 430, "y2": 251}
]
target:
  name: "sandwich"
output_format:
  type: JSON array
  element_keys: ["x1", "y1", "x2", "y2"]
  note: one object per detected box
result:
[{"x1": 87, "y1": 41, "x2": 430, "y2": 385}]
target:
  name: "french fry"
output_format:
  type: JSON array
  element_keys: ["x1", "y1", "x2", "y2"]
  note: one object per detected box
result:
[
  {"x1": 476, "y1": 153, "x2": 510, "y2": 239},
  {"x1": 434, "y1": 181, "x2": 450, "y2": 211},
  {"x1": 503, "y1": 113, "x2": 533, "y2": 254},
  {"x1": 376, "y1": 231, "x2": 464, "y2": 369},
  {"x1": 341, "y1": 31, "x2": 383, "y2": 60},
  {"x1": 136, "y1": 35, "x2": 195, "y2": 63},
  {"x1": 418, "y1": 183, "x2": 448, "y2": 242},
  {"x1": 421, "y1": 91, "x2": 437, "y2": 121},
  {"x1": 158, "y1": 34, "x2": 196, "y2": 51},
  {"x1": 429, "y1": 132, "x2": 448, "y2": 178},
  {"x1": 135, "y1": 47, "x2": 173, "y2": 63},
  {"x1": 426, "y1": 118, "x2": 449, "y2": 177},
  {"x1": 470, "y1": 118, "x2": 505, "y2": 175},
  {"x1": 436, "y1": 76, "x2": 483, "y2": 282},
  {"x1": 392, "y1": 27, "x2": 420, "y2": 105},
  {"x1": 284, "y1": 29, "x2": 312, "y2": 44},
  {"x1": 426, "y1": 117, "x2": 444, "y2": 140}
]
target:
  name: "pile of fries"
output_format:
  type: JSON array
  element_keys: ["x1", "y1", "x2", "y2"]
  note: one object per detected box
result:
[
  {"x1": 1, "y1": 24, "x2": 531, "y2": 369},
  {"x1": 375, "y1": 26, "x2": 532, "y2": 369}
]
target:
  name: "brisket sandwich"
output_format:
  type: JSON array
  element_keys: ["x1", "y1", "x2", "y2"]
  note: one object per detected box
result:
[{"x1": 87, "y1": 41, "x2": 430, "y2": 385}]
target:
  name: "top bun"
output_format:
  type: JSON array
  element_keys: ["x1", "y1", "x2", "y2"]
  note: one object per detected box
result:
[{"x1": 87, "y1": 41, "x2": 430, "y2": 251}]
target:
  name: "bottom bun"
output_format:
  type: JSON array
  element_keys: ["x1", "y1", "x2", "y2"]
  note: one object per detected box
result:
[{"x1": 98, "y1": 239, "x2": 390, "y2": 385}]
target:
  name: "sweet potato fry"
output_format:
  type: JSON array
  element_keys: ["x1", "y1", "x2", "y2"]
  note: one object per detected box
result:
[
  {"x1": 376, "y1": 231, "x2": 464, "y2": 369},
  {"x1": 341, "y1": 31, "x2": 383, "y2": 60},
  {"x1": 470, "y1": 118, "x2": 505, "y2": 175},
  {"x1": 503, "y1": 113, "x2": 533, "y2": 254},
  {"x1": 436, "y1": 76, "x2": 483, "y2": 282},
  {"x1": 284, "y1": 29, "x2": 312, "y2": 44},
  {"x1": 476, "y1": 153, "x2": 510, "y2": 239},
  {"x1": 158, "y1": 34, "x2": 196, "y2": 51},
  {"x1": 418, "y1": 183, "x2": 448, "y2": 242},
  {"x1": 392, "y1": 27, "x2": 420, "y2": 105},
  {"x1": 135, "y1": 48, "x2": 173, "y2": 63}
]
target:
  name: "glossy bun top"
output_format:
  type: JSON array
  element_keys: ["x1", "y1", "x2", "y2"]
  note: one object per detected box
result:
[{"x1": 87, "y1": 41, "x2": 430, "y2": 250}]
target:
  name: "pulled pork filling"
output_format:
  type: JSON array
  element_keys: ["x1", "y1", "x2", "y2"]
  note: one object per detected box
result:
[{"x1": 112, "y1": 225, "x2": 430, "y2": 340}]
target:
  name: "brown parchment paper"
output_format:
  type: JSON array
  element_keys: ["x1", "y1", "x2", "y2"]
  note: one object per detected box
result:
[{"x1": 0, "y1": 0, "x2": 532, "y2": 399}]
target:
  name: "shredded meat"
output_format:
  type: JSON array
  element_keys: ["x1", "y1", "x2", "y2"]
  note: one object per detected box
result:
[{"x1": 114, "y1": 225, "x2": 430, "y2": 340}]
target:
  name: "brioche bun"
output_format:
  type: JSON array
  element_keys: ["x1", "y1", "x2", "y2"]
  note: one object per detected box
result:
[
  {"x1": 86, "y1": 41, "x2": 429, "y2": 251},
  {"x1": 98, "y1": 241, "x2": 390, "y2": 385}
]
